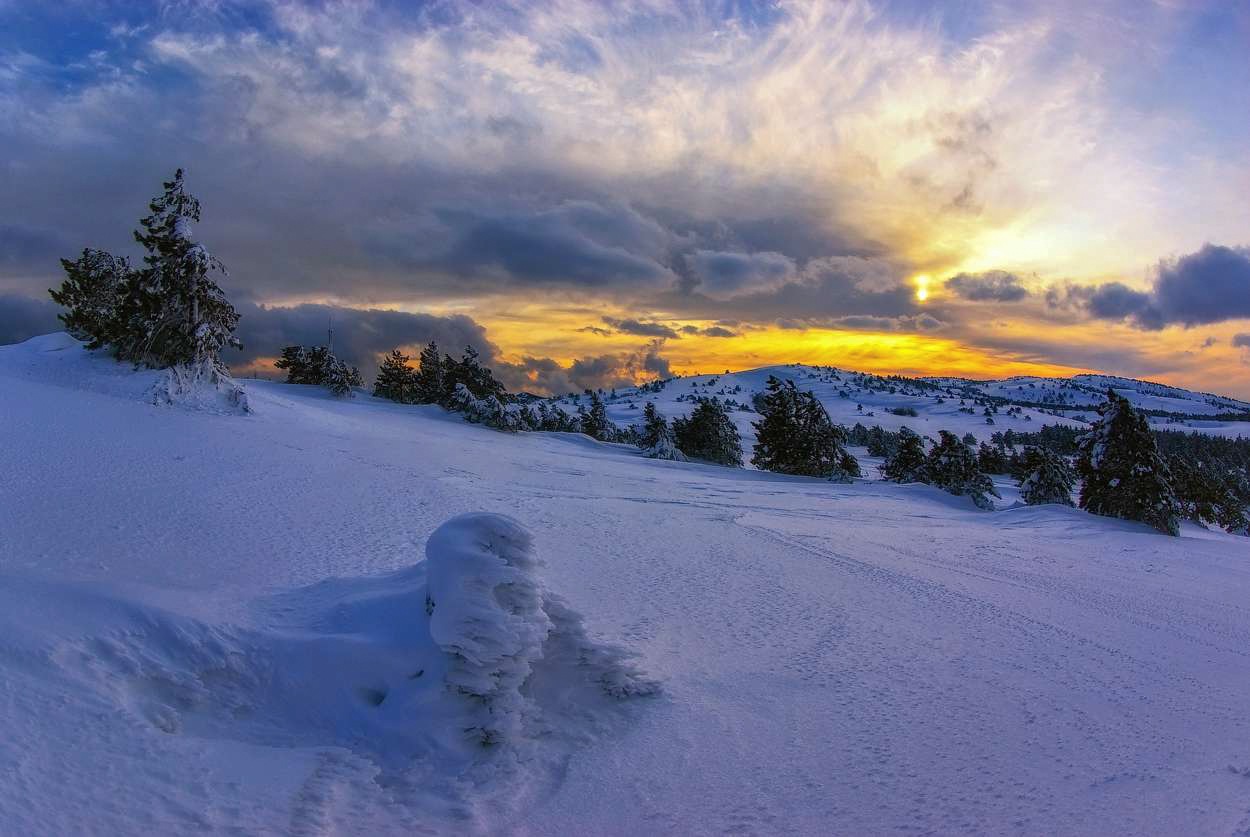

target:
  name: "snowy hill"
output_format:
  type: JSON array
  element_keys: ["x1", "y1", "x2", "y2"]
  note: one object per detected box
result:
[
  {"x1": 557, "y1": 363, "x2": 1250, "y2": 455},
  {"x1": 4, "y1": 334, "x2": 1250, "y2": 835}
]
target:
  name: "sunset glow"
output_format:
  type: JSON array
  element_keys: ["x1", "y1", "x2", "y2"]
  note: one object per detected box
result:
[{"x1": 1, "y1": 1, "x2": 1248, "y2": 396}]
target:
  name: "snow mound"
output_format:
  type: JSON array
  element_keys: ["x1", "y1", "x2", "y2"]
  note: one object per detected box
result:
[
  {"x1": 148, "y1": 361, "x2": 251, "y2": 414},
  {"x1": 426, "y1": 513, "x2": 658, "y2": 744}
]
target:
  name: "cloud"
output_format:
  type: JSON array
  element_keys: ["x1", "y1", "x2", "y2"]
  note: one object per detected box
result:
[
  {"x1": 944, "y1": 270, "x2": 1029, "y2": 302},
  {"x1": 225, "y1": 302, "x2": 497, "y2": 378},
  {"x1": 685, "y1": 250, "x2": 796, "y2": 300},
  {"x1": 680, "y1": 324, "x2": 738, "y2": 338},
  {"x1": 0, "y1": 293, "x2": 63, "y2": 345},
  {"x1": 497, "y1": 340, "x2": 671, "y2": 394},
  {"x1": 1234, "y1": 334, "x2": 1250, "y2": 349},
  {"x1": 1054, "y1": 243, "x2": 1250, "y2": 330},
  {"x1": 1153, "y1": 244, "x2": 1250, "y2": 327},
  {"x1": 602, "y1": 316, "x2": 680, "y2": 338}
]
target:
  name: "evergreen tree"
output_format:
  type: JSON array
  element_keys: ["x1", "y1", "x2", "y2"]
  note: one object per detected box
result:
[
  {"x1": 927, "y1": 430, "x2": 999, "y2": 510},
  {"x1": 414, "y1": 341, "x2": 444, "y2": 404},
  {"x1": 879, "y1": 427, "x2": 928, "y2": 482},
  {"x1": 639, "y1": 402, "x2": 669, "y2": 449},
  {"x1": 977, "y1": 442, "x2": 1009, "y2": 475},
  {"x1": 274, "y1": 345, "x2": 313, "y2": 384},
  {"x1": 1077, "y1": 389, "x2": 1181, "y2": 535},
  {"x1": 581, "y1": 392, "x2": 613, "y2": 440},
  {"x1": 1017, "y1": 446, "x2": 1076, "y2": 506},
  {"x1": 373, "y1": 349, "x2": 416, "y2": 402},
  {"x1": 673, "y1": 398, "x2": 742, "y2": 466},
  {"x1": 324, "y1": 358, "x2": 362, "y2": 397},
  {"x1": 751, "y1": 376, "x2": 859, "y2": 480},
  {"x1": 123, "y1": 169, "x2": 241, "y2": 367},
  {"x1": 49, "y1": 169, "x2": 240, "y2": 368},
  {"x1": 452, "y1": 345, "x2": 506, "y2": 401},
  {"x1": 48, "y1": 249, "x2": 132, "y2": 349}
]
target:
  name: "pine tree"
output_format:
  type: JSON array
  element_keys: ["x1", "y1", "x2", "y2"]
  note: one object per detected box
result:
[
  {"x1": 122, "y1": 169, "x2": 240, "y2": 367},
  {"x1": 673, "y1": 398, "x2": 742, "y2": 466},
  {"x1": 977, "y1": 442, "x2": 1009, "y2": 475},
  {"x1": 1077, "y1": 389, "x2": 1181, "y2": 535},
  {"x1": 49, "y1": 169, "x2": 240, "y2": 368},
  {"x1": 274, "y1": 345, "x2": 313, "y2": 384},
  {"x1": 324, "y1": 358, "x2": 362, "y2": 397},
  {"x1": 48, "y1": 248, "x2": 132, "y2": 349},
  {"x1": 927, "y1": 431, "x2": 999, "y2": 509},
  {"x1": 751, "y1": 376, "x2": 859, "y2": 480},
  {"x1": 414, "y1": 341, "x2": 445, "y2": 404},
  {"x1": 580, "y1": 392, "x2": 614, "y2": 440},
  {"x1": 373, "y1": 349, "x2": 416, "y2": 402},
  {"x1": 879, "y1": 427, "x2": 928, "y2": 482},
  {"x1": 639, "y1": 402, "x2": 669, "y2": 449},
  {"x1": 1017, "y1": 446, "x2": 1075, "y2": 506}
]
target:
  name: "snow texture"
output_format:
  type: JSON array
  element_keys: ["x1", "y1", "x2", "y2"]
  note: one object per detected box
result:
[{"x1": 2, "y1": 333, "x2": 1250, "y2": 836}]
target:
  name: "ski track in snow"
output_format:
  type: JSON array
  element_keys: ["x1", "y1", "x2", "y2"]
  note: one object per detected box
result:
[{"x1": 3, "y1": 334, "x2": 1250, "y2": 835}]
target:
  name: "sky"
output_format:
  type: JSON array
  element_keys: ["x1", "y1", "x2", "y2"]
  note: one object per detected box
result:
[{"x1": 2, "y1": 0, "x2": 1249, "y2": 397}]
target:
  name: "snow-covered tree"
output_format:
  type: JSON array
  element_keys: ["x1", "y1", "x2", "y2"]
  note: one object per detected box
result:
[
  {"x1": 274, "y1": 345, "x2": 314, "y2": 384},
  {"x1": 123, "y1": 169, "x2": 241, "y2": 367},
  {"x1": 977, "y1": 442, "x2": 1010, "y2": 475},
  {"x1": 879, "y1": 427, "x2": 928, "y2": 482},
  {"x1": 373, "y1": 349, "x2": 416, "y2": 402},
  {"x1": 1016, "y1": 446, "x2": 1076, "y2": 506},
  {"x1": 50, "y1": 169, "x2": 241, "y2": 369},
  {"x1": 323, "y1": 358, "x2": 362, "y2": 397},
  {"x1": 581, "y1": 392, "x2": 614, "y2": 440},
  {"x1": 673, "y1": 398, "x2": 742, "y2": 466},
  {"x1": 751, "y1": 376, "x2": 859, "y2": 481},
  {"x1": 639, "y1": 402, "x2": 669, "y2": 449},
  {"x1": 1077, "y1": 389, "x2": 1181, "y2": 535},
  {"x1": 927, "y1": 430, "x2": 999, "y2": 509},
  {"x1": 49, "y1": 249, "x2": 132, "y2": 350}
]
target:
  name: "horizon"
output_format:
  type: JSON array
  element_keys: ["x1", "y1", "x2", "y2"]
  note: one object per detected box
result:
[{"x1": 2, "y1": 1, "x2": 1249, "y2": 397}]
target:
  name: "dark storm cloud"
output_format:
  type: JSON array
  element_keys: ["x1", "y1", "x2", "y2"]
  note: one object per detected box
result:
[
  {"x1": 680, "y1": 324, "x2": 738, "y2": 337},
  {"x1": 0, "y1": 294, "x2": 63, "y2": 345},
  {"x1": 225, "y1": 302, "x2": 497, "y2": 376},
  {"x1": 685, "y1": 250, "x2": 795, "y2": 300},
  {"x1": 1233, "y1": 333, "x2": 1250, "y2": 349},
  {"x1": 602, "y1": 317, "x2": 680, "y2": 338},
  {"x1": 944, "y1": 270, "x2": 1029, "y2": 302},
  {"x1": 1050, "y1": 244, "x2": 1250, "y2": 330},
  {"x1": 497, "y1": 340, "x2": 672, "y2": 394},
  {"x1": 432, "y1": 202, "x2": 677, "y2": 290}
]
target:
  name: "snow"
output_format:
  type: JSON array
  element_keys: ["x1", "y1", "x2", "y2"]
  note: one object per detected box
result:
[{"x1": 3, "y1": 335, "x2": 1250, "y2": 835}]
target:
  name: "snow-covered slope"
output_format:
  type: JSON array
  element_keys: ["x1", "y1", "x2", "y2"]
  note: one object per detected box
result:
[
  {"x1": 3, "y1": 335, "x2": 1250, "y2": 835},
  {"x1": 559, "y1": 363, "x2": 1250, "y2": 454}
]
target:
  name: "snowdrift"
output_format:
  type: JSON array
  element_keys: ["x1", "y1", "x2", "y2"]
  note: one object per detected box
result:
[{"x1": 0, "y1": 513, "x2": 655, "y2": 833}]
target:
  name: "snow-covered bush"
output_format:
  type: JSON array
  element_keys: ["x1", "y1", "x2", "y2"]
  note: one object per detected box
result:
[{"x1": 424, "y1": 513, "x2": 657, "y2": 744}]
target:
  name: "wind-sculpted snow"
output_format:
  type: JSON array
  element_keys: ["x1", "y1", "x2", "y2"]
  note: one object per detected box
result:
[{"x1": 427, "y1": 513, "x2": 657, "y2": 744}]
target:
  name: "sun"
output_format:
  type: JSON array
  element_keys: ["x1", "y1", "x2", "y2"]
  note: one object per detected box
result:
[{"x1": 914, "y1": 274, "x2": 930, "y2": 302}]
